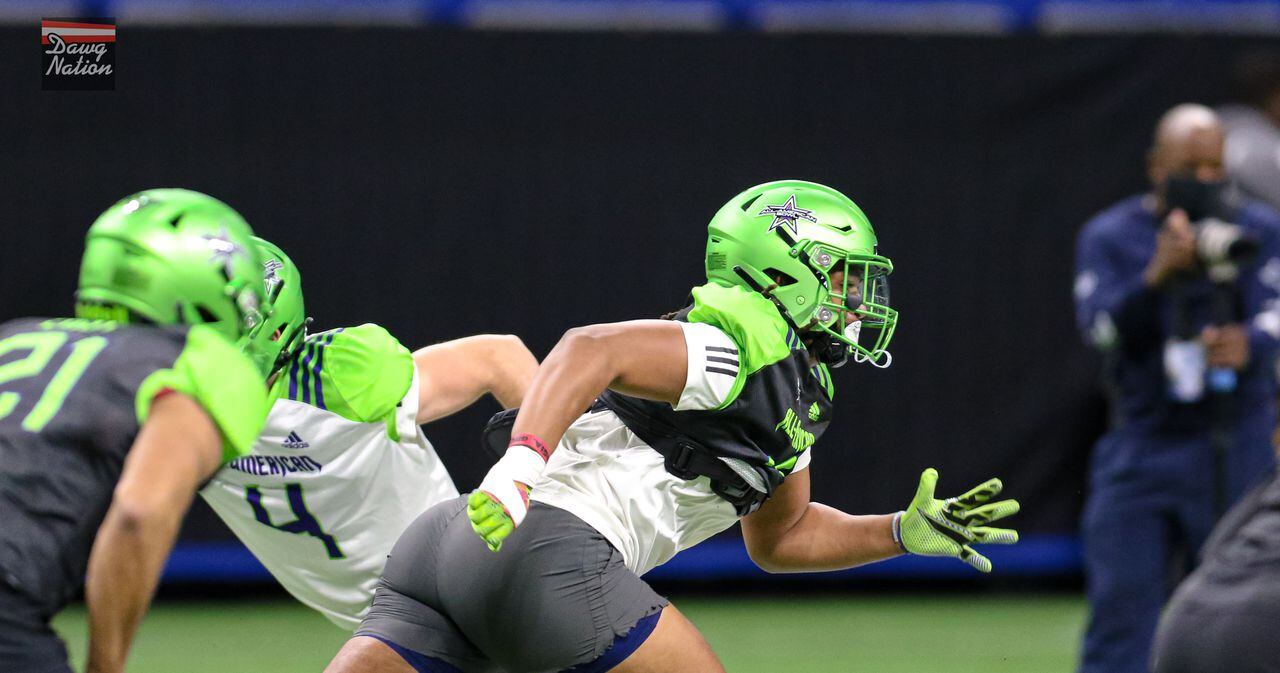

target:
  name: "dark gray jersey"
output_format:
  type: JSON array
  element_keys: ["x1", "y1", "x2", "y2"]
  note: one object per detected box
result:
[{"x1": 0, "y1": 317, "x2": 267, "y2": 617}]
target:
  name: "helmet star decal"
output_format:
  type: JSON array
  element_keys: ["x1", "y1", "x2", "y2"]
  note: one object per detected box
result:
[
  {"x1": 263, "y1": 258, "x2": 284, "y2": 297},
  {"x1": 757, "y1": 194, "x2": 818, "y2": 236},
  {"x1": 202, "y1": 227, "x2": 248, "y2": 276}
]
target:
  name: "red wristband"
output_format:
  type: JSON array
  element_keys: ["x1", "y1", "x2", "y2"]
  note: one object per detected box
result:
[{"x1": 510, "y1": 433, "x2": 552, "y2": 462}]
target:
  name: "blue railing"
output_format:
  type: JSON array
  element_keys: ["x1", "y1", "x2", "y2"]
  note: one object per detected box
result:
[{"x1": 162, "y1": 534, "x2": 1082, "y2": 584}]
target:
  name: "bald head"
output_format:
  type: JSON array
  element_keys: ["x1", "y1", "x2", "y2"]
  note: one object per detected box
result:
[
  {"x1": 1154, "y1": 104, "x2": 1222, "y2": 148},
  {"x1": 1149, "y1": 103, "x2": 1226, "y2": 189}
]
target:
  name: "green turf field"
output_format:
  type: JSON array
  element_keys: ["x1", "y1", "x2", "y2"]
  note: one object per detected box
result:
[{"x1": 52, "y1": 593, "x2": 1086, "y2": 672}]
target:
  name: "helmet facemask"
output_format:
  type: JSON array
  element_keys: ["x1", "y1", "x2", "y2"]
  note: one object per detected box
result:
[{"x1": 796, "y1": 241, "x2": 897, "y2": 368}]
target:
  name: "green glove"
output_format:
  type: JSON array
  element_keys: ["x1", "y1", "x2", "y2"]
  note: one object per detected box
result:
[
  {"x1": 894, "y1": 468, "x2": 1020, "y2": 573},
  {"x1": 468, "y1": 489, "x2": 520, "y2": 552}
]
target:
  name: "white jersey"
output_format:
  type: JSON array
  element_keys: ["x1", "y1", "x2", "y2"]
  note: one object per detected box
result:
[
  {"x1": 201, "y1": 324, "x2": 457, "y2": 631},
  {"x1": 531, "y1": 321, "x2": 811, "y2": 576}
]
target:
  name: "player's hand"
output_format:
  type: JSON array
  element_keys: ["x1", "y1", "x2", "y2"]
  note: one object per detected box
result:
[
  {"x1": 1202, "y1": 324, "x2": 1250, "y2": 370},
  {"x1": 895, "y1": 468, "x2": 1020, "y2": 573},
  {"x1": 1144, "y1": 209, "x2": 1198, "y2": 288},
  {"x1": 467, "y1": 487, "x2": 526, "y2": 552},
  {"x1": 469, "y1": 437, "x2": 550, "y2": 551}
]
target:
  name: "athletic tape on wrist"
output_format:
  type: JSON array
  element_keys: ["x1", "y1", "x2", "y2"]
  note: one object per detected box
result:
[
  {"x1": 479, "y1": 479, "x2": 529, "y2": 526},
  {"x1": 510, "y1": 433, "x2": 552, "y2": 462},
  {"x1": 476, "y1": 446, "x2": 547, "y2": 526},
  {"x1": 891, "y1": 511, "x2": 908, "y2": 553}
]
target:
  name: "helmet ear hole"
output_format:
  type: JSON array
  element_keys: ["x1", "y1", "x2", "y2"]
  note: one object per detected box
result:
[
  {"x1": 763, "y1": 268, "x2": 798, "y2": 286},
  {"x1": 195, "y1": 305, "x2": 219, "y2": 323}
]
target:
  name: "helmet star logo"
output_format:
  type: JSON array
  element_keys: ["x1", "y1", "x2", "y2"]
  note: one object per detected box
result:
[
  {"x1": 201, "y1": 227, "x2": 247, "y2": 276},
  {"x1": 757, "y1": 195, "x2": 818, "y2": 236},
  {"x1": 263, "y1": 259, "x2": 284, "y2": 297}
]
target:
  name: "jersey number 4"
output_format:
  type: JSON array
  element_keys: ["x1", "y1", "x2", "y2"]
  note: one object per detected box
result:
[
  {"x1": 0, "y1": 332, "x2": 107, "y2": 432},
  {"x1": 246, "y1": 484, "x2": 345, "y2": 559}
]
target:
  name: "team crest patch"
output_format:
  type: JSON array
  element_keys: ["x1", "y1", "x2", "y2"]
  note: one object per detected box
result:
[{"x1": 757, "y1": 194, "x2": 817, "y2": 236}]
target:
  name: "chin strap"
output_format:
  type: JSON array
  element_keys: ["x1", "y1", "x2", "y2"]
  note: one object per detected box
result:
[
  {"x1": 272, "y1": 316, "x2": 314, "y2": 376},
  {"x1": 853, "y1": 348, "x2": 893, "y2": 369}
]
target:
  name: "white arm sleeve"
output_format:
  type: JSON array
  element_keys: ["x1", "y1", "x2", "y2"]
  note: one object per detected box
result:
[{"x1": 675, "y1": 322, "x2": 742, "y2": 411}]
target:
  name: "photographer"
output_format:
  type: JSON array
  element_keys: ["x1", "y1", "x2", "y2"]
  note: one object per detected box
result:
[{"x1": 1073, "y1": 104, "x2": 1280, "y2": 673}]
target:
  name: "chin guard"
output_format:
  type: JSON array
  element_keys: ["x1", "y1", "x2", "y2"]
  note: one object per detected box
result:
[{"x1": 809, "y1": 332, "x2": 849, "y2": 368}]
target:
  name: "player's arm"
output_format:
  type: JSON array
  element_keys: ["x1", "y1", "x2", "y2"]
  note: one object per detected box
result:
[
  {"x1": 469, "y1": 320, "x2": 687, "y2": 550},
  {"x1": 741, "y1": 468, "x2": 902, "y2": 573},
  {"x1": 413, "y1": 334, "x2": 539, "y2": 424},
  {"x1": 84, "y1": 392, "x2": 223, "y2": 673},
  {"x1": 745, "y1": 467, "x2": 1020, "y2": 574},
  {"x1": 510, "y1": 321, "x2": 686, "y2": 446}
]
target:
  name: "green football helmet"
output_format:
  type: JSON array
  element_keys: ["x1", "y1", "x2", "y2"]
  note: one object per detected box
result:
[
  {"x1": 249, "y1": 237, "x2": 309, "y2": 378},
  {"x1": 705, "y1": 180, "x2": 897, "y2": 367},
  {"x1": 75, "y1": 188, "x2": 270, "y2": 362}
]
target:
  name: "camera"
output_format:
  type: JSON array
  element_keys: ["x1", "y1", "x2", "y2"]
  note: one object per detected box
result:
[{"x1": 1165, "y1": 176, "x2": 1259, "y2": 269}]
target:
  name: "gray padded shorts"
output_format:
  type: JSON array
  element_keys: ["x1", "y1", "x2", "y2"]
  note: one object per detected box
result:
[{"x1": 357, "y1": 497, "x2": 668, "y2": 673}]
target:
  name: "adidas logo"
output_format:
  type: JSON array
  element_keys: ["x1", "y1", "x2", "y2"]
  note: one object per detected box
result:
[{"x1": 282, "y1": 431, "x2": 310, "y2": 449}]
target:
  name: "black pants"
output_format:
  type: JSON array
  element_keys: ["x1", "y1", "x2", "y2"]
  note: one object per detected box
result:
[
  {"x1": 1153, "y1": 473, "x2": 1280, "y2": 673},
  {"x1": 0, "y1": 583, "x2": 71, "y2": 673}
]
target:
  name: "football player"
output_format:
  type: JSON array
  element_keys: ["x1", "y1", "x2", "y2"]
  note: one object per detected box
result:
[
  {"x1": 326, "y1": 180, "x2": 1021, "y2": 673},
  {"x1": 200, "y1": 238, "x2": 538, "y2": 631},
  {"x1": 0, "y1": 189, "x2": 272, "y2": 673}
]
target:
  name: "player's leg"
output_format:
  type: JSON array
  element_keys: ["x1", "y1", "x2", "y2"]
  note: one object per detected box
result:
[
  {"x1": 337, "y1": 497, "x2": 492, "y2": 673},
  {"x1": 326, "y1": 637, "x2": 419, "y2": 673},
  {"x1": 608, "y1": 604, "x2": 725, "y2": 673},
  {"x1": 1079, "y1": 435, "x2": 1173, "y2": 673},
  {"x1": 430, "y1": 502, "x2": 682, "y2": 673}
]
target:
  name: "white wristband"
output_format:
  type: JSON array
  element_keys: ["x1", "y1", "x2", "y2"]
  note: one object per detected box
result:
[{"x1": 476, "y1": 446, "x2": 547, "y2": 526}]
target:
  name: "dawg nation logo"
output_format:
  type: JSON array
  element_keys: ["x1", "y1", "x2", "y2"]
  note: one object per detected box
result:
[{"x1": 42, "y1": 18, "x2": 115, "y2": 91}]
